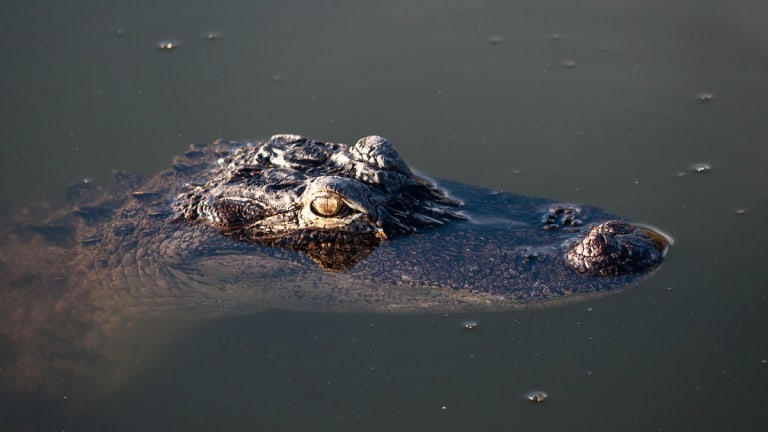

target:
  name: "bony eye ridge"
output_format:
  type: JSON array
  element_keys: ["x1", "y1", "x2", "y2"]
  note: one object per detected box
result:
[{"x1": 309, "y1": 192, "x2": 347, "y2": 217}]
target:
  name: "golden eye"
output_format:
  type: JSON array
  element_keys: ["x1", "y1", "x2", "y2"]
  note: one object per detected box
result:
[{"x1": 310, "y1": 194, "x2": 345, "y2": 217}]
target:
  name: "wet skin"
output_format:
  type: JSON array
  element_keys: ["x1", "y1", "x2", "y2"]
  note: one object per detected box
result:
[{"x1": 0, "y1": 134, "x2": 670, "y2": 392}]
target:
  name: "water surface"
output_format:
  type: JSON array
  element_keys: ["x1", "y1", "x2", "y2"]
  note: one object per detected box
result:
[{"x1": 1, "y1": 0, "x2": 767, "y2": 430}]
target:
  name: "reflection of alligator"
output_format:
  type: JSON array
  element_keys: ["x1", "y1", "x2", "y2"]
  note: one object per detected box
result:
[{"x1": 0, "y1": 134, "x2": 669, "y2": 391}]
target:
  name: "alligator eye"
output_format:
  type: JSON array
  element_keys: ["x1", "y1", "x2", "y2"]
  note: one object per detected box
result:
[{"x1": 310, "y1": 193, "x2": 346, "y2": 217}]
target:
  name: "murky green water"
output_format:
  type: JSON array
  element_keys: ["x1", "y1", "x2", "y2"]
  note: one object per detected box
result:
[{"x1": 2, "y1": 0, "x2": 767, "y2": 430}]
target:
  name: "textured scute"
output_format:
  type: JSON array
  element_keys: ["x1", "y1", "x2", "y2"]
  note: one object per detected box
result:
[{"x1": 172, "y1": 135, "x2": 466, "y2": 269}]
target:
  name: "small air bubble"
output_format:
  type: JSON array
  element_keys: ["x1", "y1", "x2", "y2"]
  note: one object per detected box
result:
[
  {"x1": 696, "y1": 93, "x2": 714, "y2": 102},
  {"x1": 115, "y1": 28, "x2": 126, "y2": 36},
  {"x1": 562, "y1": 60, "x2": 577, "y2": 69},
  {"x1": 487, "y1": 36, "x2": 504, "y2": 45},
  {"x1": 206, "y1": 31, "x2": 222, "y2": 41},
  {"x1": 550, "y1": 33, "x2": 562, "y2": 41},
  {"x1": 689, "y1": 162, "x2": 712, "y2": 173},
  {"x1": 735, "y1": 208, "x2": 747, "y2": 215},
  {"x1": 526, "y1": 390, "x2": 548, "y2": 403},
  {"x1": 462, "y1": 320, "x2": 478, "y2": 330},
  {"x1": 157, "y1": 41, "x2": 178, "y2": 50}
]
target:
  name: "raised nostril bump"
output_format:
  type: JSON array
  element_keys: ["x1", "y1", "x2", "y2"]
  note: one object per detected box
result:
[{"x1": 566, "y1": 221, "x2": 670, "y2": 276}]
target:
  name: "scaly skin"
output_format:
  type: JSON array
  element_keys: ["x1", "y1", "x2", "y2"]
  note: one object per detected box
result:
[{"x1": 0, "y1": 134, "x2": 670, "y2": 392}]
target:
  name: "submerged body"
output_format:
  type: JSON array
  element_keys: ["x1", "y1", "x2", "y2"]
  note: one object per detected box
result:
[{"x1": 0, "y1": 134, "x2": 669, "y2": 390}]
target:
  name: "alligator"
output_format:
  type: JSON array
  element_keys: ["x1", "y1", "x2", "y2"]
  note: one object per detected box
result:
[{"x1": 0, "y1": 134, "x2": 669, "y2": 391}]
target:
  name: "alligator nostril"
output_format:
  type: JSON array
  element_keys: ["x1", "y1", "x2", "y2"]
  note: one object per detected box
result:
[{"x1": 566, "y1": 221, "x2": 671, "y2": 276}]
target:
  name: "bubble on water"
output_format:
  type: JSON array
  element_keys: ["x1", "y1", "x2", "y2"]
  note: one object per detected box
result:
[
  {"x1": 689, "y1": 162, "x2": 712, "y2": 173},
  {"x1": 696, "y1": 93, "x2": 714, "y2": 102},
  {"x1": 735, "y1": 208, "x2": 747, "y2": 215},
  {"x1": 550, "y1": 33, "x2": 562, "y2": 41},
  {"x1": 526, "y1": 390, "x2": 548, "y2": 403},
  {"x1": 115, "y1": 28, "x2": 126, "y2": 36},
  {"x1": 562, "y1": 60, "x2": 576, "y2": 69},
  {"x1": 206, "y1": 31, "x2": 222, "y2": 41},
  {"x1": 157, "y1": 40, "x2": 178, "y2": 51},
  {"x1": 461, "y1": 320, "x2": 478, "y2": 330},
  {"x1": 487, "y1": 36, "x2": 504, "y2": 45}
]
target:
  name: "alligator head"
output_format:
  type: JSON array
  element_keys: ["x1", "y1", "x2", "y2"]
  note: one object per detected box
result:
[
  {"x1": 173, "y1": 134, "x2": 669, "y2": 282},
  {"x1": 0, "y1": 133, "x2": 672, "y2": 395}
]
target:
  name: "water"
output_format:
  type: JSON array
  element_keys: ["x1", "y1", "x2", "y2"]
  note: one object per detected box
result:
[{"x1": 2, "y1": 0, "x2": 767, "y2": 430}]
